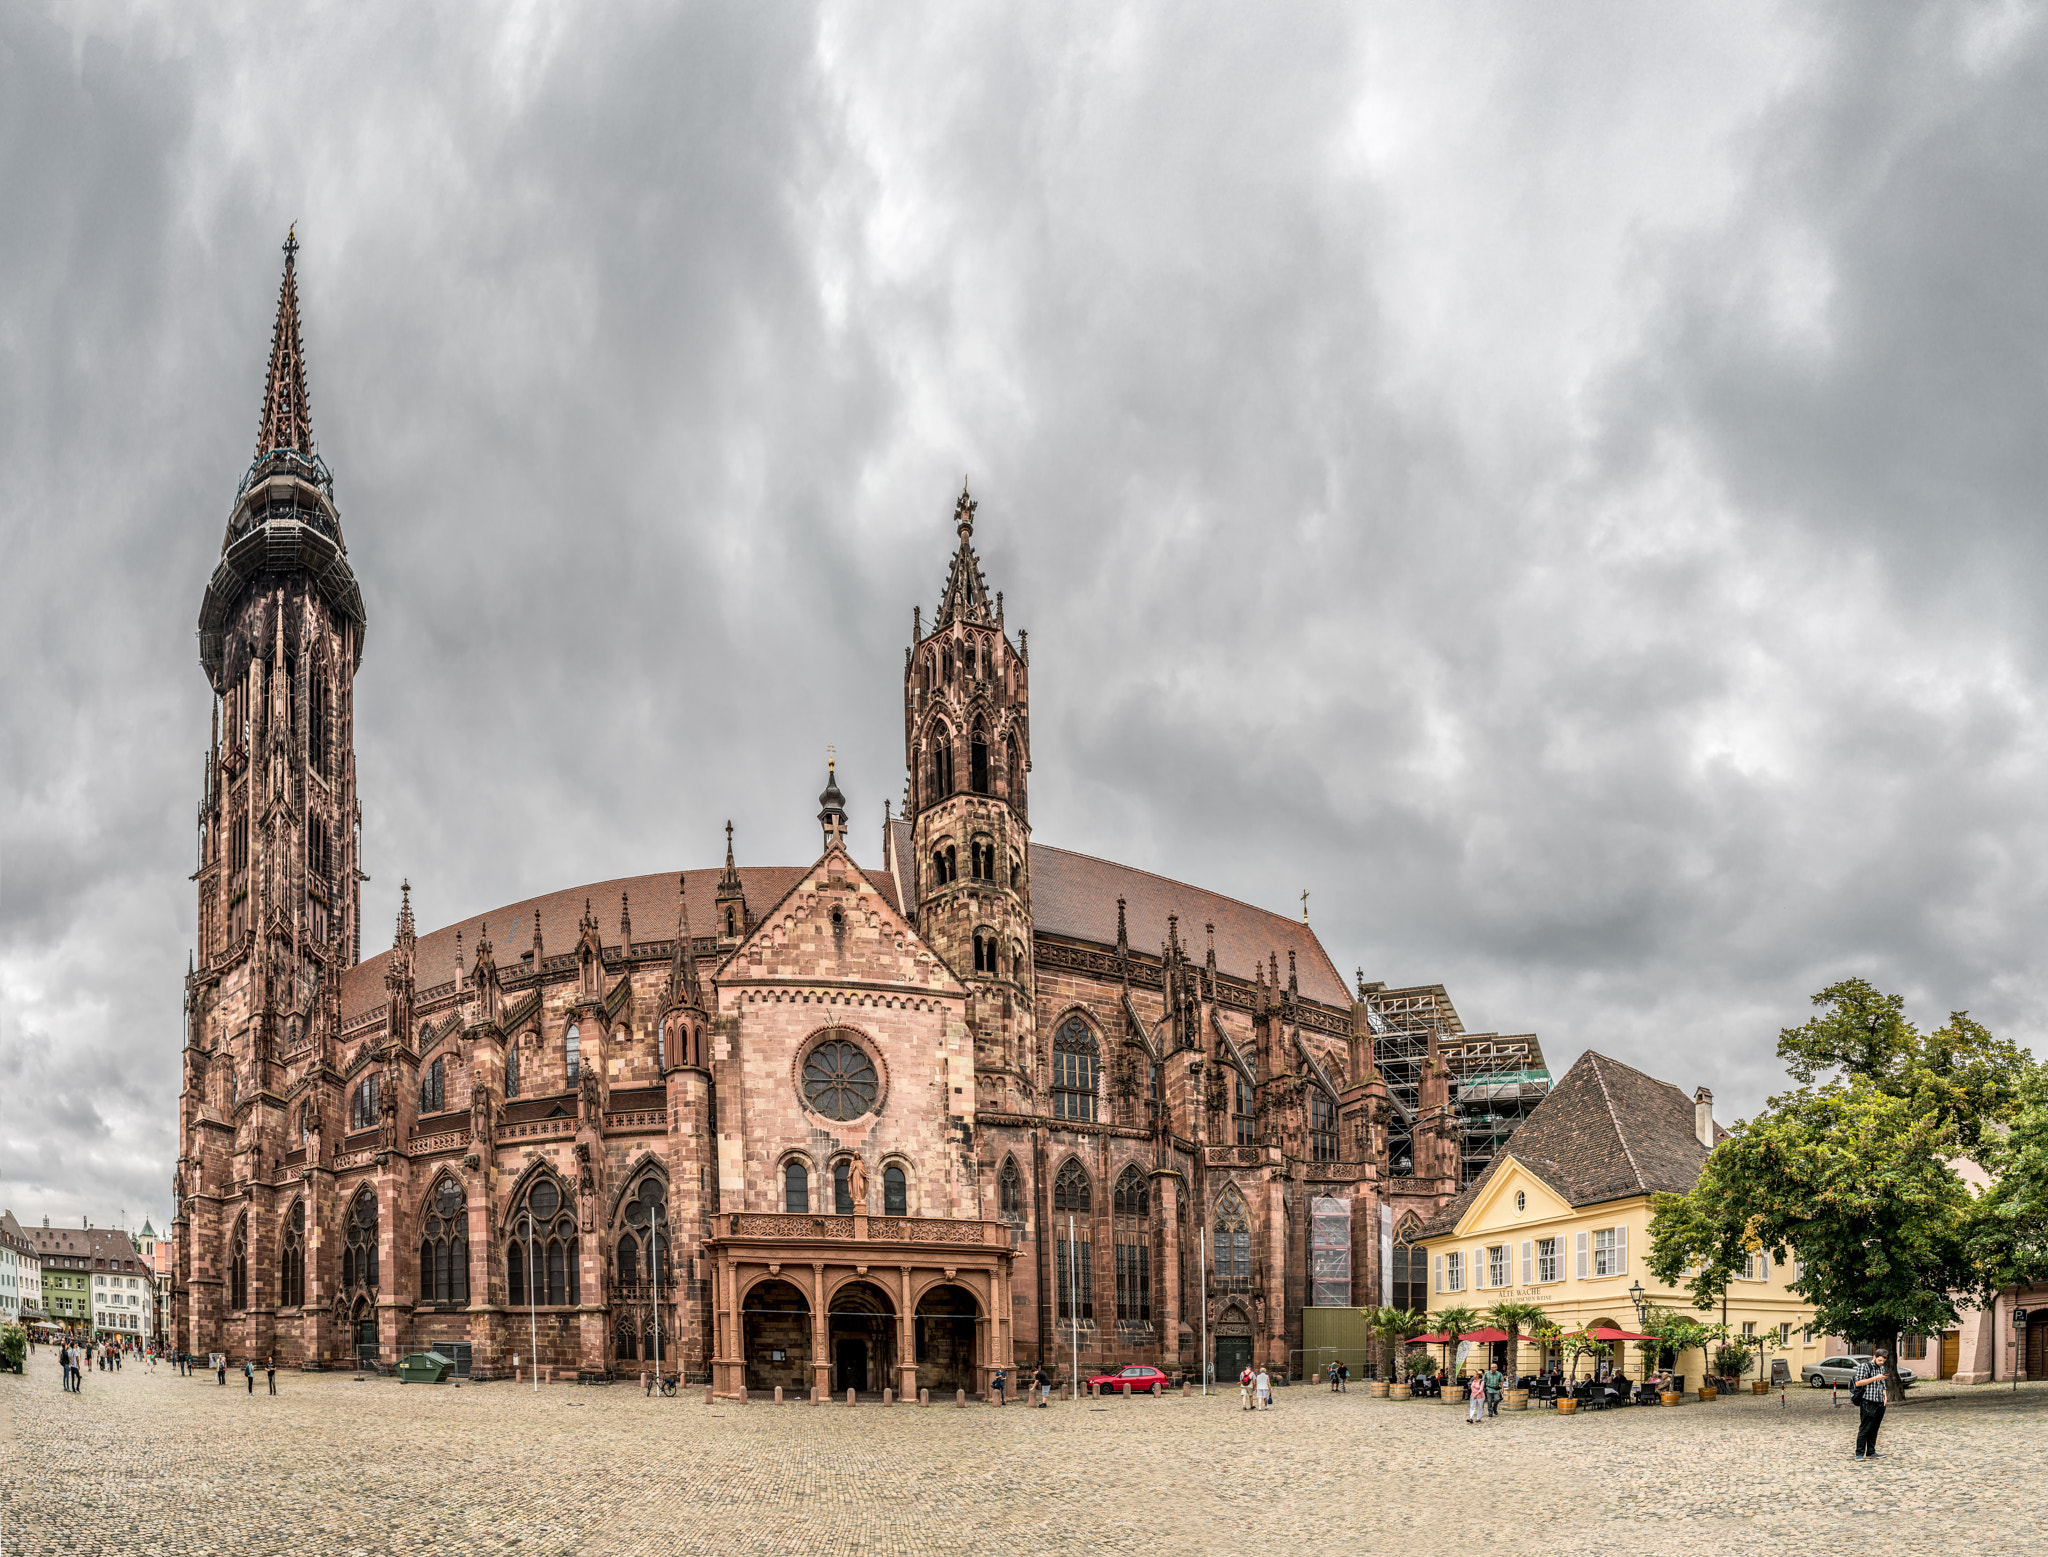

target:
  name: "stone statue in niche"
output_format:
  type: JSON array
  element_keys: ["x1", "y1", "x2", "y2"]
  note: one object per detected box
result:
[
  {"x1": 847, "y1": 1157, "x2": 869, "y2": 1211},
  {"x1": 579, "y1": 1061, "x2": 601, "y2": 1120},
  {"x1": 470, "y1": 1082, "x2": 492, "y2": 1143}
]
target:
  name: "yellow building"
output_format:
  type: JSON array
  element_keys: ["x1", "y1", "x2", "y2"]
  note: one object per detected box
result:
[{"x1": 1418, "y1": 1051, "x2": 1819, "y2": 1388}]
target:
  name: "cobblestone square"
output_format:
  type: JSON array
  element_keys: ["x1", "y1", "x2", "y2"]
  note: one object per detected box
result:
[{"x1": 5, "y1": 1367, "x2": 2045, "y2": 1555}]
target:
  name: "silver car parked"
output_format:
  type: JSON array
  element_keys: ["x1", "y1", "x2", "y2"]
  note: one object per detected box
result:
[{"x1": 1799, "y1": 1353, "x2": 1916, "y2": 1389}]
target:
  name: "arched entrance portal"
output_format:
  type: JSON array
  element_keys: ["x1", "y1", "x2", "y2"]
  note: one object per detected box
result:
[
  {"x1": 829, "y1": 1281, "x2": 896, "y2": 1394},
  {"x1": 352, "y1": 1302, "x2": 378, "y2": 1369},
  {"x1": 741, "y1": 1279, "x2": 811, "y2": 1393},
  {"x1": 915, "y1": 1284, "x2": 980, "y2": 1393},
  {"x1": 1213, "y1": 1304, "x2": 1251, "y2": 1385}
]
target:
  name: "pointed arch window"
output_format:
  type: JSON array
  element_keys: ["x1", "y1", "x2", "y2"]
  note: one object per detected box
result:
[
  {"x1": 1006, "y1": 734, "x2": 1024, "y2": 815},
  {"x1": 619, "y1": 1176, "x2": 668, "y2": 1288},
  {"x1": 419, "y1": 1178, "x2": 468, "y2": 1304},
  {"x1": 229, "y1": 1215, "x2": 248, "y2": 1311},
  {"x1": 785, "y1": 1159, "x2": 810, "y2": 1213},
  {"x1": 970, "y1": 717, "x2": 990, "y2": 794},
  {"x1": 656, "y1": 1017, "x2": 666, "y2": 1071},
  {"x1": 505, "y1": 1040, "x2": 521, "y2": 1098},
  {"x1": 883, "y1": 1164, "x2": 907, "y2": 1216},
  {"x1": 1053, "y1": 1159, "x2": 1092, "y2": 1214},
  {"x1": 280, "y1": 1200, "x2": 304, "y2": 1308},
  {"x1": 342, "y1": 1190, "x2": 379, "y2": 1293},
  {"x1": 1308, "y1": 1088, "x2": 1338, "y2": 1163},
  {"x1": 998, "y1": 1157, "x2": 1023, "y2": 1219},
  {"x1": 1233, "y1": 1071, "x2": 1256, "y2": 1146},
  {"x1": 1112, "y1": 1168, "x2": 1151, "y2": 1324},
  {"x1": 350, "y1": 1073, "x2": 380, "y2": 1131},
  {"x1": 1052, "y1": 1017, "x2": 1099, "y2": 1122},
  {"x1": 508, "y1": 1176, "x2": 577, "y2": 1306},
  {"x1": 929, "y1": 721, "x2": 954, "y2": 799},
  {"x1": 419, "y1": 1056, "x2": 445, "y2": 1115},
  {"x1": 565, "y1": 1025, "x2": 581, "y2": 1088},
  {"x1": 833, "y1": 1159, "x2": 854, "y2": 1214},
  {"x1": 1214, "y1": 1193, "x2": 1251, "y2": 1283}
]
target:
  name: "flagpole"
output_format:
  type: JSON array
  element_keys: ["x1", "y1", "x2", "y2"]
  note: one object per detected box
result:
[
  {"x1": 1199, "y1": 1227, "x2": 1209, "y2": 1396},
  {"x1": 1069, "y1": 1213, "x2": 1080, "y2": 1401}
]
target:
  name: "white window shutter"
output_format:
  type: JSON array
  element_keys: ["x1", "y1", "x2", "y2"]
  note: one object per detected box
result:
[
  {"x1": 1575, "y1": 1231, "x2": 1589, "y2": 1279},
  {"x1": 1616, "y1": 1224, "x2": 1627, "y2": 1274},
  {"x1": 1758, "y1": 1250, "x2": 1770, "y2": 1280},
  {"x1": 1433, "y1": 1253, "x2": 1442, "y2": 1294},
  {"x1": 1521, "y1": 1240, "x2": 1532, "y2": 1284},
  {"x1": 1474, "y1": 1247, "x2": 1484, "y2": 1289}
]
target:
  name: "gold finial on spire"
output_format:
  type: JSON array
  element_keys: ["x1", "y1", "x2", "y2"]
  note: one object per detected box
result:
[{"x1": 1301, "y1": 888, "x2": 1310, "y2": 925}]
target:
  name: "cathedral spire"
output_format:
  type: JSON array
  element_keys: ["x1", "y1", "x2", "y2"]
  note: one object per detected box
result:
[
  {"x1": 256, "y1": 228, "x2": 314, "y2": 460},
  {"x1": 933, "y1": 479, "x2": 996, "y2": 629},
  {"x1": 665, "y1": 874, "x2": 704, "y2": 1011},
  {"x1": 818, "y1": 754, "x2": 848, "y2": 852}
]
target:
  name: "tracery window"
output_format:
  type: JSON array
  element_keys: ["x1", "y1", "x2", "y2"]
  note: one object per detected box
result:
[
  {"x1": 507, "y1": 1176, "x2": 577, "y2": 1306},
  {"x1": 834, "y1": 1159, "x2": 854, "y2": 1214},
  {"x1": 998, "y1": 1157, "x2": 1023, "y2": 1218},
  {"x1": 802, "y1": 1037, "x2": 879, "y2": 1121},
  {"x1": 883, "y1": 1164, "x2": 907, "y2": 1216},
  {"x1": 618, "y1": 1176, "x2": 668, "y2": 1287},
  {"x1": 419, "y1": 1057, "x2": 445, "y2": 1115},
  {"x1": 970, "y1": 717, "x2": 990, "y2": 794},
  {"x1": 1308, "y1": 1088, "x2": 1337, "y2": 1163},
  {"x1": 1392, "y1": 1232, "x2": 1429, "y2": 1312},
  {"x1": 1006, "y1": 736, "x2": 1024, "y2": 815},
  {"x1": 1112, "y1": 1166, "x2": 1150, "y2": 1322},
  {"x1": 418, "y1": 1178, "x2": 468, "y2": 1304},
  {"x1": 505, "y1": 1040, "x2": 521, "y2": 1097},
  {"x1": 280, "y1": 1200, "x2": 304, "y2": 1308},
  {"x1": 1052, "y1": 1159, "x2": 1091, "y2": 1214},
  {"x1": 229, "y1": 1215, "x2": 248, "y2": 1311},
  {"x1": 1113, "y1": 1166, "x2": 1148, "y2": 1218},
  {"x1": 350, "y1": 1074, "x2": 380, "y2": 1131},
  {"x1": 929, "y1": 721, "x2": 954, "y2": 799},
  {"x1": 1214, "y1": 1193, "x2": 1250, "y2": 1283},
  {"x1": 1232, "y1": 1071, "x2": 1256, "y2": 1146},
  {"x1": 297, "y1": 1105, "x2": 308, "y2": 1147},
  {"x1": 342, "y1": 1190, "x2": 379, "y2": 1292},
  {"x1": 656, "y1": 1017, "x2": 666, "y2": 1071},
  {"x1": 1052, "y1": 1018, "x2": 1099, "y2": 1122},
  {"x1": 973, "y1": 931, "x2": 996, "y2": 973},
  {"x1": 565, "y1": 1025, "x2": 581, "y2": 1088},
  {"x1": 1056, "y1": 1237, "x2": 1092, "y2": 1322},
  {"x1": 785, "y1": 1159, "x2": 810, "y2": 1213}
]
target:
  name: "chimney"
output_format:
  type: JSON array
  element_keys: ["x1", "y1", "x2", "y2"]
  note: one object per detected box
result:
[{"x1": 1694, "y1": 1087, "x2": 1715, "y2": 1149}]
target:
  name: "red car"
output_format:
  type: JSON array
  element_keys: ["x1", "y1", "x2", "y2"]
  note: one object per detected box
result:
[{"x1": 1088, "y1": 1365, "x2": 1170, "y2": 1395}]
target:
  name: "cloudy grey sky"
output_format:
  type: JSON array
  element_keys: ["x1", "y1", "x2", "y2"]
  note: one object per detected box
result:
[{"x1": 5, "y1": 0, "x2": 2047, "y2": 1232}]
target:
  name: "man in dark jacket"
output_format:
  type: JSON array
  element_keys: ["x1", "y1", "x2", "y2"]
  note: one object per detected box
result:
[{"x1": 1852, "y1": 1350, "x2": 1890, "y2": 1460}]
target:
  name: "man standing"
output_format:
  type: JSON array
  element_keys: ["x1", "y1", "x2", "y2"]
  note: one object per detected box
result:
[
  {"x1": 1853, "y1": 1350, "x2": 1890, "y2": 1461},
  {"x1": 1483, "y1": 1362, "x2": 1505, "y2": 1417},
  {"x1": 1255, "y1": 1365, "x2": 1272, "y2": 1409},
  {"x1": 266, "y1": 1357, "x2": 277, "y2": 1395}
]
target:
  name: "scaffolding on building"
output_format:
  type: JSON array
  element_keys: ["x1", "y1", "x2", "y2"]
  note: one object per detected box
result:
[{"x1": 1363, "y1": 984, "x2": 1551, "y2": 1185}]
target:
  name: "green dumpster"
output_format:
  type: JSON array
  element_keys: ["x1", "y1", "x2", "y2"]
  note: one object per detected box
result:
[{"x1": 398, "y1": 1351, "x2": 454, "y2": 1385}]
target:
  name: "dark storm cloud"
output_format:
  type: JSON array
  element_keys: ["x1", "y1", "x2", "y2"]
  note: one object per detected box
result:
[{"x1": 4, "y1": 0, "x2": 2046, "y2": 1227}]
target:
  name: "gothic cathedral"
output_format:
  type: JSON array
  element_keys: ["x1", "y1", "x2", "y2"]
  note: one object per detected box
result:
[{"x1": 173, "y1": 241, "x2": 1545, "y2": 1389}]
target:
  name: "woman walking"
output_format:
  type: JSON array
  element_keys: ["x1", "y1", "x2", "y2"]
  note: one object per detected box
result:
[{"x1": 1466, "y1": 1373, "x2": 1485, "y2": 1423}]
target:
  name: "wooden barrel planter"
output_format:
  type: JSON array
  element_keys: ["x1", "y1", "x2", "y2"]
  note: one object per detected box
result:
[
  {"x1": 1368, "y1": 1381, "x2": 1390, "y2": 1398},
  {"x1": 1660, "y1": 1390, "x2": 1682, "y2": 1406},
  {"x1": 1697, "y1": 1385, "x2": 1717, "y2": 1401},
  {"x1": 1555, "y1": 1396, "x2": 1578, "y2": 1414},
  {"x1": 1389, "y1": 1383, "x2": 1411, "y2": 1400},
  {"x1": 1751, "y1": 1381, "x2": 1769, "y2": 1395},
  {"x1": 1502, "y1": 1388, "x2": 1529, "y2": 1412}
]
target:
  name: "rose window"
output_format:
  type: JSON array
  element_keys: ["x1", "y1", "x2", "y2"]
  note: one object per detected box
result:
[{"x1": 802, "y1": 1038, "x2": 879, "y2": 1120}]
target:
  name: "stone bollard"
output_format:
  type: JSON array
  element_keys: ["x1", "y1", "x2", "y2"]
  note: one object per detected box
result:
[
  {"x1": 1152, "y1": 1382, "x2": 1161, "y2": 1397},
  {"x1": 774, "y1": 1386, "x2": 783, "y2": 1404},
  {"x1": 919, "y1": 1388, "x2": 930, "y2": 1406},
  {"x1": 1182, "y1": 1381, "x2": 1190, "y2": 1397},
  {"x1": 811, "y1": 1387, "x2": 821, "y2": 1405},
  {"x1": 1088, "y1": 1381, "x2": 1098, "y2": 1397},
  {"x1": 703, "y1": 1385, "x2": 714, "y2": 1404},
  {"x1": 514, "y1": 1364, "x2": 522, "y2": 1385},
  {"x1": 739, "y1": 1388, "x2": 748, "y2": 1405},
  {"x1": 956, "y1": 1388, "x2": 966, "y2": 1408},
  {"x1": 883, "y1": 1388, "x2": 894, "y2": 1406},
  {"x1": 846, "y1": 1387, "x2": 857, "y2": 1406},
  {"x1": 640, "y1": 1371, "x2": 649, "y2": 1392}
]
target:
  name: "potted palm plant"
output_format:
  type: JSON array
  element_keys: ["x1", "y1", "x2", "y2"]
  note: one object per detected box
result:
[
  {"x1": 1486, "y1": 1300, "x2": 1545, "y2": 1410},
  {"x1": 1364, "y1": 1306, "x2": 1419, "y2": 1398},
  {"x1": 1431, "y1": 1305, "x2": 1482, "y2": 1403}
]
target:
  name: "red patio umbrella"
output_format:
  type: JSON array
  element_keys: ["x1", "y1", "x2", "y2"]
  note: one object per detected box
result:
[{"x1": 1590, "y1": 1327, "x2": 1654, "y2": 1342}]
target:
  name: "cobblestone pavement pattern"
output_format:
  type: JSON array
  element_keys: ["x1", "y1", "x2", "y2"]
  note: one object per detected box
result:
[{"x1": 5, "y1": 1368, "x2": 2045, "y2": 1555}]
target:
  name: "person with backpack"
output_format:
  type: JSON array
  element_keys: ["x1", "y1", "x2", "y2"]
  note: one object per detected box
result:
[
  {"x1": 1033, "y1": 1364, "x2": 1052, "y2": 1407},
  {"x1": 1852, "y1": 1350, "x2": 1890, "y2": 1460}
]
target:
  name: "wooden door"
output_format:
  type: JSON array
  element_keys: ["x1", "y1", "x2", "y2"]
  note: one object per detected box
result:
[
  {"x1": 2028, "y1": 1318, "x2": 2047, "y2": 1381},
  {"x1": 1940, "y1": 1331, "x2": 1959, "y2": 1377}
]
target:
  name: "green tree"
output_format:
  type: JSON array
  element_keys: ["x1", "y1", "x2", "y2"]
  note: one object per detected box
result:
[
  {"x1": 1486, "y1": 1300, "x2": 1546, "y2": 1380},
  {"x1": 1970, "y1": 1065, "x2": 2048, "y2": 1296},
  {"x1": 1559, "y1": 1325, "x2": 1609, "y2": 1382},
  {"x1": 1365, "y1": 1306, "x2": 1423, "y2": 1382}
]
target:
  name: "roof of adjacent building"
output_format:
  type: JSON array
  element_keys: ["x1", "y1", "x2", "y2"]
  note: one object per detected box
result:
[
  {"x1": 0, "y1": 1210, "x2": 31, "y2": 1256},
  {"x1": 23, "y1": 1223, "x2": 145, "y2": 1271},
  {"x1": 340, "y1": 831, "x2": 1354, "y2": 1024},
  {"x1": 1418, "y1": 1050, "x2": 1726, "y2": 1237}
]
